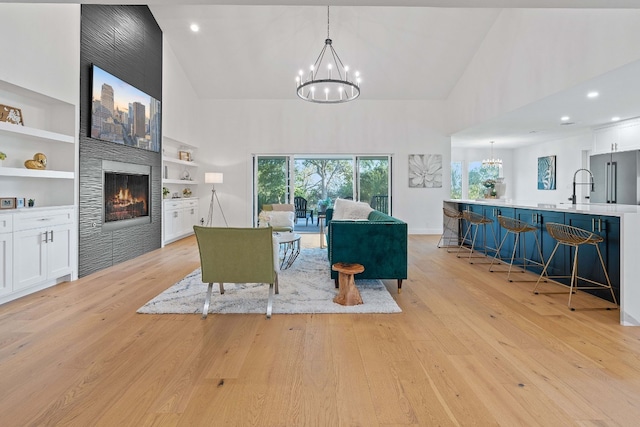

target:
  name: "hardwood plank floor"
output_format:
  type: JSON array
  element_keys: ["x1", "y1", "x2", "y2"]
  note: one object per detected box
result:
[{"x1": 1, "y1": 234, "x2": 640, "y2": 426}]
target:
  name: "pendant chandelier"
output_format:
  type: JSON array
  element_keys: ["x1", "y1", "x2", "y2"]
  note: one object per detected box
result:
[
  {"x1": 482, "y1": 141, "x2": 503, "y2": 167},
  {"x1": 296, "y1": 6, "x2": 360, "y2": 104}
]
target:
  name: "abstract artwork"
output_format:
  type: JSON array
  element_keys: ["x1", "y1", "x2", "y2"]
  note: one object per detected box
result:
[
  {"x1": 537, "y1": 155, "x2": 556, "y2": 190},
  {"x1": 409, "y1": 154, "x2": 442, "y2": 188}
]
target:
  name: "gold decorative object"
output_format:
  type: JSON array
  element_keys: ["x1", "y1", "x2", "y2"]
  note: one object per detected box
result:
[
  {"x1": 0, "y1": 104, "x2": 24, "y2": 125},
  {"x1": 24, "y1": 152, "x2": 47, "y2": 170}
]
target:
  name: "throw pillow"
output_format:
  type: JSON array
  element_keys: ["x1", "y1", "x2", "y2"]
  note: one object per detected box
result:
[
  {"x1": 268, "y1": 211, "x2": 295, "y2": 228},
  {"x1": 333, "y1": 198, "x2": 373, "y2": 220},
  {"x1": 271, "y1": 204, "x2": 294, "y2": 212},
  {"x1": 258, "y1": 210, "x2": 271, "y2": 227}
]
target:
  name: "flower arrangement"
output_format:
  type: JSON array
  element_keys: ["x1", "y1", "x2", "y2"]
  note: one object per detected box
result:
[
  {"x1": 483, "y1": 179, "x2": 497, "y2": 198},
  {"x1": 163, "y1": 187, "x2": 170, "y2": 198},
  {"x1": 0, "y1": 151, "x2": 6, "y2": 160}
]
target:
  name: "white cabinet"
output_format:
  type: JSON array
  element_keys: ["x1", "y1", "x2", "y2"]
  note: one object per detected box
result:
[
  {"x1": 593, "y1": 118, "x2": 640, "y2": 155},
  {"x1": 163, "y1": 199, "x2": 199, "y2": 244},
  {"x1": 0, "y1": 215, "x2": 12, "y2": 297},
  {"x1": 616, "y1": 118, "x2": 640, "y2": 152},
  {"x1": 2, "y1": 207, "x2": 75, "y2": 300},
  {"x1": 0, "y1": 79, "x2": 77, "y2": 208}
]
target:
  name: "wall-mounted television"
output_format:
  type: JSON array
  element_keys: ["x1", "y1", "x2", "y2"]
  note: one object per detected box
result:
[{"x1": 91, "y1": 64, "x2": 161, "y2": 152}]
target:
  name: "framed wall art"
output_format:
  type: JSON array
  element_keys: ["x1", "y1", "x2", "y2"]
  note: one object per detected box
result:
[
  {"x1": 537, "y1": 155, "x2": 556, "y2": 190},
  {"x1": 409, "y1": 154, "x2": 443, "y2": 188},
  {"x1": 0, "y1": 104, "x2": 24, "y2": 125},
  {"x1": 0, "y1": 197, "x2": 16, "y2": 209}
]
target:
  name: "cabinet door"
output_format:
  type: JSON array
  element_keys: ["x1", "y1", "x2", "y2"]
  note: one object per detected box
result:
[
  {"x1": 616, "y1": 120, "x2": 640, "y2": 151},
  {"x1": 488, "y1": 206, "x2": 514, "y2": 259},
  {"x1": 0, "y1": 233, "x2": 12, "y2": 296},
  {"x1": 164, "y1": 208, "x2": 182, "y2": 242},
  {"x1": 13, "y1": 228, "x2": 47, "y2": 290},
  {"x1": 514, "y1": 209, "x2": 565, "y2": 277},
  {"x1": 593, "y1": 126, "x2": 618, "y2": 154},
  {"x1": 182, "y1": 204, "x2": 198, "y2": 235},
  {"x1": 565, "y1": 213, "x2": 619, "y2": 303},
  {"x1": 47, "y1": 224, "x2": 73, "y2": 279}
]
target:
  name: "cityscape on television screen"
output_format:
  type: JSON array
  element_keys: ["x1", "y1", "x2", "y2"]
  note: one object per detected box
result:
[{"x1": 91, "y1": 65, "x2": 160, "y2": 152}]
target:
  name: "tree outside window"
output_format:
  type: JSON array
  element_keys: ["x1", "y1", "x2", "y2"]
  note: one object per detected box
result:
[
  {"x1": 451, "y1": 161, "x2": 462, "y2": 199},
  {"x1": 468, "y1": 161, "x2": 500, "y2": 200}
]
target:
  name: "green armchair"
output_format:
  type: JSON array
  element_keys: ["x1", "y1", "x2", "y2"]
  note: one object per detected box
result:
[{"x1": 193, "y1": 226, "x2": 279, "y2": 319}]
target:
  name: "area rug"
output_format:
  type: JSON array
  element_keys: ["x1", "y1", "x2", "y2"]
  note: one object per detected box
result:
[{"x1": 137, "y1": 248, "x2": 401, "y2": 315}]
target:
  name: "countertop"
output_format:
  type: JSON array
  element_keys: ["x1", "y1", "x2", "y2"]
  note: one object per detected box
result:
[{"x1": 446, "y1": 199, "x2": 640, "y2": 217}]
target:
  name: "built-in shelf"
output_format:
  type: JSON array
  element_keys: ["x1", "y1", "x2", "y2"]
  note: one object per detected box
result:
[
  {"x1": 0, "y1": 167, "x2": 74, "y2": 179},
  {"x1": 162, "y1": 156, "x2": 200, "y2": 167},
  {"x1": 0, "y1": 121, "x2": 74, "y2": 144},
  {"x1": 163, "y1": 179, "x2": 199, "y2": 185}
]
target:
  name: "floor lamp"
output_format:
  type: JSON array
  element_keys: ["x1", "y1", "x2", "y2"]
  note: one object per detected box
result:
[{"x1": 205, "y1": 172, "x2": 228, "y2": 227}]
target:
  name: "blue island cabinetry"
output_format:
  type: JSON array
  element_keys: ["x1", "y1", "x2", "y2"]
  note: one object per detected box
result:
[{"x1": 447, "y1": 201, "x2": 622, "y2": 305}]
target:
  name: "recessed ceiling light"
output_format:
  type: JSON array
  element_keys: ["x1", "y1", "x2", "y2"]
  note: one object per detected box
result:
[
  {"x1": 612, "y1": 116, "x2": 621, "y2": 122},
  {"x1": 561, "y1": 116, "x2": 570, "y2": 121},
  {"x1": 190, "y1": 23, "x2": 199, "y2": 32},
  {"x1": 587, "y1": 91, "x2": 599, "y2": 98}
]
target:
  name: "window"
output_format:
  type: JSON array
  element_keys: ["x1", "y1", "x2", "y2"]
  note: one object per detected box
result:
[
  {"x1": 468, "y1": 161, "x2": 500, "y2": 200},
  {"x1": 254, "y1": 154, "x2": 392, "y2": 223},
  {"x1": 451, "y1": 161, "x2": 462, "y2": 199}
]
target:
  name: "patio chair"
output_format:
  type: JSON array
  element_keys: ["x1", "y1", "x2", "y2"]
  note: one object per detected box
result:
[{"x1": 294, "y1": 196, "x2": 313, "y2": 225}]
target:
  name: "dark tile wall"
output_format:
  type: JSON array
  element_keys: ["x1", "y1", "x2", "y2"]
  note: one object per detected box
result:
[{"x1": 79, "y1": 5, "x2": 162, "y2": 277}]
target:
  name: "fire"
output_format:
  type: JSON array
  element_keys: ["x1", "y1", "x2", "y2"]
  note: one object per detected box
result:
[{"x1": 112, "y1": 187, "x2": 147, "y2": 211}]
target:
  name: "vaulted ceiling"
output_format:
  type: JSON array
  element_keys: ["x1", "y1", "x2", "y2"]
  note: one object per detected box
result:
[{"x1": 11, "y1": 0, "x2": 640, "y2": 146}]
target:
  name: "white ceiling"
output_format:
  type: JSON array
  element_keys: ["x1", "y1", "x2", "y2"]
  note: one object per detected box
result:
[{"x1": 9, "y1": 0, "x2": 640, "y2": 148}]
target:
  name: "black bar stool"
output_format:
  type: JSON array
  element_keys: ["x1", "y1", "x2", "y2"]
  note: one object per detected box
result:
[
  {"x1": 437, "y1": 207, "x2": 463, "y2": 252},
  {"x1": 489, "y1": 215, "x2": 546, "y2": 282},
  {"x1": 532, "y1": 222, "x2": 617, "y2": 310},
  {"x1": 456, "y1": 210, "x2": 498, "y2": 264}
]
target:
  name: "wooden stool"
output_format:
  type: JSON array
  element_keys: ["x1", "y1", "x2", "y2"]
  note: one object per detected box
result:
[{"x1": 332, "y1": 262, "x2": 365, "y2": 306}]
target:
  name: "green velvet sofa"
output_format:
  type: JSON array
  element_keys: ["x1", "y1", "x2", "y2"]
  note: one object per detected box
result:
[{"x1": 326, "y1": 208, "x2": 408, "y2": 292}]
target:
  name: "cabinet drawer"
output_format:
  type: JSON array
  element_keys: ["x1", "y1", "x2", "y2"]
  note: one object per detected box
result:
[
  {"x1": 164, "y1": 200, "x2": 183, "y2": 210},
  {"x1": 183, "y1": 199, "x2": 198, "y2": 209},
  {"x1": 14, "y1": 209, "x2": 74, "y2": 231},
  {"x1": 0, "y1": 214, "x2": 12, "y2": 233}
]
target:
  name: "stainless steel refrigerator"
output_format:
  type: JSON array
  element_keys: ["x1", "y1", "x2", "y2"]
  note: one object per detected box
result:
[{"x1": 589, "y1": 151, "x2": 640, "y2": 204}]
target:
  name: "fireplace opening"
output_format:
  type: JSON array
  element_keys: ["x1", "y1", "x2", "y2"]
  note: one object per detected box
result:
[{"x1": 102, "y1": 160, "x2": 151, "y2": 231}]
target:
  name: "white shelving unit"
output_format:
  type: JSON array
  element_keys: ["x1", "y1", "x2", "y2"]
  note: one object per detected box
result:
[
  {"x1": 0, "y1": 79, "x2": 77, "y2": 208},
  {"x1": 0, "y1": 78, "x2": 78, "y2": 305},
  {"x1": 162, "y1": 136, "x2": 200, "y2": 245}
]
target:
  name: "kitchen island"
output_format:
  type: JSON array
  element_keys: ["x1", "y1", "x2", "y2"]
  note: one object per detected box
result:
[{"x1": 444, "y1": 199, "x2": 640, "y2": 326}]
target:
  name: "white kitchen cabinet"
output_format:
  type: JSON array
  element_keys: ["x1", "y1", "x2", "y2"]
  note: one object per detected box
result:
[
  {"x1": 616, "y1": 118, "x2": 640, "y2": 152},
  {"x1": 11, "y1": 208, "x2": 75, "y2": 293},
  {"x1": 163, "y1": 199, "x2": 199, "y2": 244},
  {"x1": 593, "y1": 117, "x2": 640, "y2": 155}
]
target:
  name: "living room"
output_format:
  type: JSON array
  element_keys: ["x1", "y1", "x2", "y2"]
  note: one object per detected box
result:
[{"x1": 2, "y1": 1, "x2": 640, "y2": 425}]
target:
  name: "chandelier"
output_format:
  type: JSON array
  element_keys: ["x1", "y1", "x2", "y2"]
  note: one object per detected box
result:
[
  {"x1": 482, "y1": 141, "x2": 503, "y2": 167},
  {"x1": 296, "y1": 6, "x2": 360, "y2": 104}
]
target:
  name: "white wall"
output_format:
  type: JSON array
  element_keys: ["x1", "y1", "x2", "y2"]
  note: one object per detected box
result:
[
  {"x1": 511, "y1": 132, "x2": 592, "y2": 204},
  {"x1": 447, "y1": 9, "x2": 640, "y2": 135},
  {"x1": 0, "y1": 4, "x2": 79, "y2": 105},
  {"x1": 194, "y1": 99, "x2": 450, "y2": 234},
  {"x1": 451, "y1": 146, "x2": 514, "y2": 199},
  {"x1": 162, "y1": 39, "x2": 200, "y2": 144}
]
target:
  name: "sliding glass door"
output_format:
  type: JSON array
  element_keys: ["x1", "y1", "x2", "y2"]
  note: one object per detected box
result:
[{"x1": 254, "y1": 154, "x2": 392, "y2": 225}]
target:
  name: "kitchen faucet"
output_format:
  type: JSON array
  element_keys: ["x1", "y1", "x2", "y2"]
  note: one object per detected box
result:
[{"x1": 570, "y1": 168, "x2": 594, "y2": 204}]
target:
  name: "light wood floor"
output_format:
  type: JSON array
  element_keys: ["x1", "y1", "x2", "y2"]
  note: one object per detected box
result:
[{"x1": 1, "y1": 235, "x2": 640, "y2": 426}]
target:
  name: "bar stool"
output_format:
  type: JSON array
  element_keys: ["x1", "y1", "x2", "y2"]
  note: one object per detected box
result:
[
  {"x1": 437, "y1": 207, "x2": 463, "y2": 252},
  {"x1": 532, "y1": 222, "x2": 617, "y2": 310},
  {"x1": 456, "y1": 210, "x2": 498, "y2": 264},
  {"x1": 489, "y1": 215, "x2": 546, "y2": 282}
]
